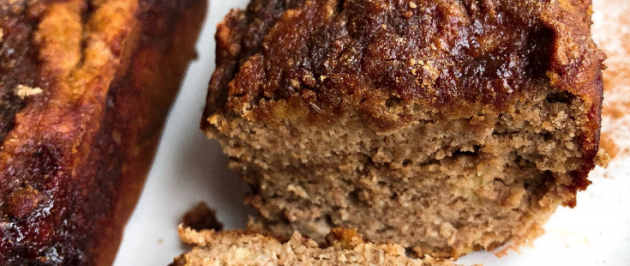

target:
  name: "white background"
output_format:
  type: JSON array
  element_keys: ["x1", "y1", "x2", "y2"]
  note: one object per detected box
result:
[{"x1": 113, "y1": 0, "x2": 630, "y2": 265}]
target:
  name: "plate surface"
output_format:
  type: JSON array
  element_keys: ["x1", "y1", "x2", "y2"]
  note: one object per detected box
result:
[{"x1": 113, "y1": 0, "x2": 630, "y2": 265}]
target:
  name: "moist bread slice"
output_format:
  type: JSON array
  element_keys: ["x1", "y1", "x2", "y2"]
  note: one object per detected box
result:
[
  {"x1": 203, "y1": 0, "x2": 605, "y2": 259},
  {"x1": 0, "y1": 0, "x2": 206, "y2": 264},
  {"x1": 173, "y1": 227, "x2": 477, "y2": 266}
]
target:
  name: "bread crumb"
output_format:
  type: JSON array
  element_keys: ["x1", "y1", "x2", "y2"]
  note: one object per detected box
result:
[
  {"x1": 182, "y1": 202, "x2": 223, "y2": 232},
  {"x1": 0, "y1": 28, "x2": 4, "y2": 42},
  {"x1": 287, "y1": 184, "x2": 309, "y2": 199},
  {"x1": 15, "y1": 85, "x2": 43, "y2": 99},
  {"x1": 409, "y1": 2, "x2": 417, "y2": 9},
  {"x1": 595, "y1": 148, "x2": 612, "y2": 168}
]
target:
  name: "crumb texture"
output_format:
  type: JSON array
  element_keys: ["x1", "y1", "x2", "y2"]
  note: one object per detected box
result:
[{"x1": 173, "y1": 227, "x2": 475, "y2": 266}]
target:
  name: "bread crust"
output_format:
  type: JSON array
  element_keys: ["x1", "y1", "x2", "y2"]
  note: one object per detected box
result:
[
  {"x1": 203, "y1": 0, "x2": 605, "y2": 258},
  {"x1": 0, "y1": 0, "x2": 206, "y2": 264}
]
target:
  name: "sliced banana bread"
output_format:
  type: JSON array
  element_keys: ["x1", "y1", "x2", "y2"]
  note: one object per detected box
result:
[
  {"x1": 203, "y1": 0, "x2": 605, "y2": 258},
  {"x1": 173, "y1": 227, "x2": 477, "y2": 266}
]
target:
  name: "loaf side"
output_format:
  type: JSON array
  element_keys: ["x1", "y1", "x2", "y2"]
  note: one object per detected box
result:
[{"x1": 0, "y1": 0, "x2": 206, "y2": 264}]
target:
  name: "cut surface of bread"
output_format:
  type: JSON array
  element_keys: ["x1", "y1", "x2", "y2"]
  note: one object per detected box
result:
[
  {"x1": 203, "y1": 0, "x2": 605, "y2": 259},
  {"x1": 0, "y1": 0, "x2": 206, "y2": 264},
  {"x1": 173, "y1": 227, "x2": 478, "y2": 266}
]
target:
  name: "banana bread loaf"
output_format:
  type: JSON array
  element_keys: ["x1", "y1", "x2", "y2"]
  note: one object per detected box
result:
[
  {"x1": 0, "y1": 0, "x2": 206, "y2": 264},
  {"x1": 203, "y1": 0, "x2": 605, "y2": 259},
  {"x1": 173, "y1": 227, "x2": 477, "y2": 266}
]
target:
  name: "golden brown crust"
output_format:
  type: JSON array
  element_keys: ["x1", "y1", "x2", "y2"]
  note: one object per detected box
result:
[
  {"x1": 0, "y1": 0, "x2": 206, "y2": 264},
  {"x1": 204, "y1": 0, "x2": 604, "y2": 118}
]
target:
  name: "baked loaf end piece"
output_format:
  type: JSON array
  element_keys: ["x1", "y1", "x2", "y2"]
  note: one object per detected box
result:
[
  {"x1": 0, "y1": 0, "x2": 206, "y2": 265},
  {"x1": 173, "y1": 227, "x2": 477, "y2": 266},
  {"x1": 203, "y1": 0, "x2": 604, "y2": 259}
]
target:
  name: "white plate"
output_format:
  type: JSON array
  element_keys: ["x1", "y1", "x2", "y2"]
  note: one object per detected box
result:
[{"x1": 113, "y1": 0, "x2": 630, "y2": 265}]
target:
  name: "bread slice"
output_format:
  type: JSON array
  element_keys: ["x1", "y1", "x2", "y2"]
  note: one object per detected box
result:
[
  {"x1": 203, "y1": 0, "x2": 605, "y2": 259},
  {"x1": 0, "y1": 0, "x2": 206, "y2": 264},
  {"x1": 173, "y1": 227, "x2": 477, "y2": 266}
]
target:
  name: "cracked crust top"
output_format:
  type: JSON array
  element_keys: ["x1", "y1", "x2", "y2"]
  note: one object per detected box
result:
[{"x1": 205, "y1": 0, "x2": 604, "y2": 122}]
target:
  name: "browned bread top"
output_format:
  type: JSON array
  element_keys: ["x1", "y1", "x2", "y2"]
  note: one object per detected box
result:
[
  {"x1": 205, "y1": 0, "x2": 604, "y2": 124},
  {"x1": 203, "y1": 0, "x2": 604, "y2": 198},
  {"x1": 0, "y1": 0, "x2": 206, "y2": 264}
]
